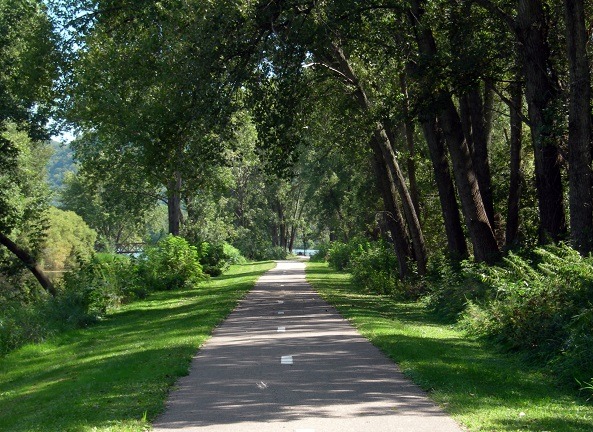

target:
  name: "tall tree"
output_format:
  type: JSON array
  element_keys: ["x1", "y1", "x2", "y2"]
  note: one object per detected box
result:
[
  {"x1": 408, "y1": 0, "x2": 499, "y2": 263},
  {"x1": 474, "y1": 0, "x2": 567, "y2": 243},
  {"x1": 62, "y1": 0, "x2": 237, "y2": 235},
  {"x1": 0, "y1": 0, "x2": 58, "y2": 294},
  {"x1": 564, "y1": 0, "x2": 593, "y2": 254}
]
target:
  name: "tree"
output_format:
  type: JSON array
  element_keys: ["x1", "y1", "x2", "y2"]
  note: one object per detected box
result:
[
  {"x1": 0, "y1": 0, "x2": 58, "y2": 294},
  {"x1": 564, "y1": 0, "x2": 592, "y2": 254},
  {"x1": 61, "y1": 0, "x2": 238, "y2": 235},
  {"x1": 0, "y1": 125, "x2": 55, "y2": 295},
  {"x1": 473, "y1": 0, "x2": 567, "y2": 243},
  {"x1": 60, "y1": 133, "x2": 161, "y2": 247}
]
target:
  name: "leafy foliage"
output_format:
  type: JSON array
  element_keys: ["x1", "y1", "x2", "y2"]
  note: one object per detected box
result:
[
  {"x1": 141, "y1": 235, "x2": 206, "y2": 291},
  {"x1": 41, "y1": 207, "x2": 96, "y2": 270},
  {"x1": 350, "y1": 242, "x2": 401, "y2": 296},
  {"x1": 423, "y1": 245, "x2": 593, "y2": 386}
]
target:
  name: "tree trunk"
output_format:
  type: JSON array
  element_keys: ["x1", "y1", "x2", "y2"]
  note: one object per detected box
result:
[
  {"x1": 419, "y1": 115, "x2": 468, "y2": 258},
  {"x1": 329, "y1": 43, "x2": 427, "y2": 275},
  {"x1": 438, "y1": 94, "x2": 500, "y2": 262},
  {"x1": 483, "y1": 79, "x2": 495, "y2": 148},
  {"x1": 371, "y1": 139, "x2": 411, "y2": 278},
  {"x1": 516, "y1": 0, "x2": 566, "y2": 242},
  {"x1": 0, "y1": 231, "x2": 56, "y2": 296},
  {"x1": 278, "y1": 203, "x2": 286, "y2": 250},
  {"x1": 565, "y1": 0, "x2": 593, "y2": 254},
  {"x1": 409, "y1": 0, "x2": 499, "y2": 263},
  {"x1": 400, "y1": 73, "x2": 421, "y2": 216},
  {"x1": 167, "y1": 171, "x2": 182, "y2": 236},
  {"x1": 505, "y1": 81, "x2": 523, "y2": 247},
  {"x1": 467, "y1": 86, "x2": 495, "y2": 228}
]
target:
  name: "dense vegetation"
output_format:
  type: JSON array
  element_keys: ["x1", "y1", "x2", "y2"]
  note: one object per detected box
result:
[
  {"x1": 318, "y1": 240, "x2": 593, "y2": 392},
  {"x1": 1, "y1": 0, "x2": 593, "y2": 428},
  {"x1": 306, "y1": 261, "x2": 593, "y2": 432}
]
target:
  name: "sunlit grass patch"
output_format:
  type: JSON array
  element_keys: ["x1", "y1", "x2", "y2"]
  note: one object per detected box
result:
[
  {"x1": 306, "y1": 261, "x2": 593, "y2": 432},
  {"x1": 0, "y1": 261, "x2": 275, "y2": 432}
]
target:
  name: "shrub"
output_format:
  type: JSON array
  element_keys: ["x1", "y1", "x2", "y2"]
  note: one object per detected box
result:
[
  {"x1": 423, "y1": 256, "x2": 490, "y2": 322},
  {"x1": 0, "y1": 300, "x2": 53, "y2": 356},
  {"x1": 0, "y1": 254, "x2": 144, "y2": 355},
  {"x1": 42, "y1": 207, "x2": 97, "y2": 270},
  {"x1": 351, "y1": 242, "x2": 399, "y2": 295},
  {"x1": 223, "y1": 243, "x2": 247, "y2": 265},
  {"x1": 327, "y1": 238, "x2": 369, "y2": 271},
  {"x1": 141, "y1": 235, "x2": 206, "y2": 290},
  {"x1": 451, "y1": 245, "x2": 593, "y2": 386},
  {"x1": 199, "y1": 242, "x2": 229, "y2": 277},
  {"x1": 59, "y1": 253, "x2": 145, "y2": 323}
]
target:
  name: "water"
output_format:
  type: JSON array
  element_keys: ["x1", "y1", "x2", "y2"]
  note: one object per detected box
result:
[{"x1": 292, "y1": 248, "x2": 318, "y2": 257}]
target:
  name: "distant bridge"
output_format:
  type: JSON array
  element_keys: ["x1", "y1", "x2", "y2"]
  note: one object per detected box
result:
[{"x1": 114, "y1": 243, "x2": 146, "y2": 254}]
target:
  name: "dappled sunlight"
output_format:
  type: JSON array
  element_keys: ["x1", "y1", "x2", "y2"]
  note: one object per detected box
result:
[
  {"x1": 305, "y1": 262, "x2": 593, "y2": 432},
  {"x1": 154, "y1": 261, "x2": 461, "y2": 432},
  {"x1": 0, "y1": 262, "x2": 275, "y2": 432}
]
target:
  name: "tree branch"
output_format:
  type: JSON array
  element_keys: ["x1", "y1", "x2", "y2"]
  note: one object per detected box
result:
[
  {"x1": 0, "y1": 231, "x2": 56, "y2": 296},
  {"x1": 470, "y1": 0, "x2": 518, "y2": 35}
]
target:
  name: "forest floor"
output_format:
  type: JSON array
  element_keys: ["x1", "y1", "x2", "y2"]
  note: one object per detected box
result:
[{"x1": 306, "y1": 261, "x2": 593, "y2": 432}]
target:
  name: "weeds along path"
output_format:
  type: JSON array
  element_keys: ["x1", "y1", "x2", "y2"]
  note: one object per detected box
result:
[{"x1": 153, "y1": 260, "x2": 462, "y2": 432}]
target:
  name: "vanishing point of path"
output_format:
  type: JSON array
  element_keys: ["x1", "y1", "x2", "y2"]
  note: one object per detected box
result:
[{"x1": 153, "y1": 261, "x2": 463, "y2": 432}]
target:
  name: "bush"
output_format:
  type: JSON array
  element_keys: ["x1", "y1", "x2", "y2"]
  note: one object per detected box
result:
[
  {"x1": 0, "y1": 301, "x2": 53, "y2": 356},
  {"x1": 327, "y1": 238, "x2": 370, "y2": 271},
  {"x1": 59, "y1": 253, "x2": 145, "y2": 323},
  {"x1": 350, "y1": 242, "x2": 400, "y2": 295},
  {"x1": 223, "y1": 243, "x2": 247, "y2": 265},
  {"x1": 423, "y1": 256, "x2": 490, "y2": 321},
  {"x1": 0, "y1": 254, "x2": 144, "y2": 355},
  {"x1": 42, "y1": 207, "x2": 97, "y2": 270},
  {"x1": 141, "y1": 235, "x2": 206, "y2": 290},
  {"x1": 199, "y1": 242, "x2": 229, "y2": 277},
  {"x1": 448, "y1": 245, "x2": 593, "y2": 386}
]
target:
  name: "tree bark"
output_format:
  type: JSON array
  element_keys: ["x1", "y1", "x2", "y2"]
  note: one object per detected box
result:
[
  {"x1": 0, "y1": 231, "x2": 56, "y2": 296},
  {"x1": 167, "y1": 171, "x2": 182, "y2": 236},
  {"x1": 400, "y1": 73, "x2": 421, "y2": 216},
  {"x1": 565, "y1": 0, "x2": 593, "y2": 254},
  {"x1": 505, "y1": 81, "x2": 523, "y2": 247},
  {"x1": 409, "y1": 0, "x2": 499, "y2": 263},
  {"x1": 516, "y1": 0, "x2": 567, "y2": 242},
  {"x1": 438, "y1": 94, "x2": 500, "y2": 262},
  {"x1": 419, "y1": 115, "x2": 469, "y2": 258},
  {"x1": 467, "y1": 86, "x2": 495, "y2": 228},
  {"x1": 371, "y1": 138, "x2": 411, "y2": 278}
]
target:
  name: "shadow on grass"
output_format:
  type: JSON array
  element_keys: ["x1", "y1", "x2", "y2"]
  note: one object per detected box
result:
[
  {"x1": 305, "y1": 262, "x2": 593, "y2": 432},
  {"x1": 0, "y1": 261, "x2": 275, "y2": 432},
  {"x1": 306, "y1": 264, "x2": 446, "y2": 326}
]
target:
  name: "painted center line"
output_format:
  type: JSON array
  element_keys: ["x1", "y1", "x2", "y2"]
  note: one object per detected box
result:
[
  {"x1": 281, "y1": 355, "x2": 293, "y2": 365},
  {"x1": 277, "y1": 326, "x2": 286, "y2": 332},
  {"x1": 277, "y1": 300, "x2": 284, "y2": 304},
  {"x1": 277, "y1": 311, "x2": 285, "y2": 315}
]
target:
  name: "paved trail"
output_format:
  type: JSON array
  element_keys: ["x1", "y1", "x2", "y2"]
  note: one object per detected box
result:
[{"x1": 153, "y1": 261, "x2": 463, "y2": 432}]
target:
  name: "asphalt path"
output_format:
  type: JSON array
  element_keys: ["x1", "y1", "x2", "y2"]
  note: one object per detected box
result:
[{"x1": 152, "y1": 261, "x2": 463, "y2": 432}]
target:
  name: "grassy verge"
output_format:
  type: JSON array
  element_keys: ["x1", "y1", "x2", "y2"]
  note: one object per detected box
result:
[
  {"x1": 306, "y1": 261, "x2": 593, "y2": 432},
  {"x1": 0, "y1": 261, "x2": 275, "y2": 432}
]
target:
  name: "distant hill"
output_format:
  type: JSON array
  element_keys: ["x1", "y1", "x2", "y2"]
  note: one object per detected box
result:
[{"x1": 47, "y1": 140, "x2": 76, "y2": 191}]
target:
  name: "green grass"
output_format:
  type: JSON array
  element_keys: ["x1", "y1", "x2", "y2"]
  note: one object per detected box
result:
[
  {"x1": 306, "y1": 261, "x2": 593, "y2": 432},
  {"x1": 0, "y1": 261, "x2": 275, "y2": 432}
]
